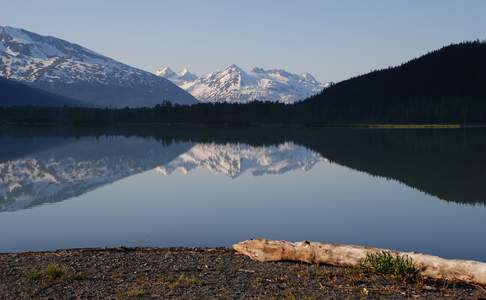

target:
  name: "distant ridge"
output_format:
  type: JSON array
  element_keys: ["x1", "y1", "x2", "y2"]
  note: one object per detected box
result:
[
  {"x1": 0, "y1": 77, "x2": 84, "y2": 107},
  {"x1": 156, "y1": 65, "x2": 329, "y2": 104}
]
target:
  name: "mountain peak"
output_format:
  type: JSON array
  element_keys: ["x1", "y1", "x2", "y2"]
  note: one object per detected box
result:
[
  {"x1": 301, "y1": 72, "x2": 318, "y2": 83},
  {"x1": 0, "y1": 25, "x2": 21, "y2": 33},
  {"x1": 226, "y1": 64, "x2": 244, "y2": 72},
  {"x1": 156, "y1": 66, "x2": 198, "y2": 83},
  {"x1": 158, "y1": 64, "x2": 329, "y2": 104},
  {"x1": 179, "y1": 68, "x2": 191, "y2": 76},
  {"x1": 178, "y1": 68, "x2": 198, "y2": 81},
  {"x1": 156, "y1": 67, "x2": 176, "y2": 78},
  {"x1": 250, "y1": 67, "x2": 265, "y2": 73}
]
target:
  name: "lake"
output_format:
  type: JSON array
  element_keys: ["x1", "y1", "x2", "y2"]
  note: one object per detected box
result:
[{"x1": 1, "y1": 126, "x2": 485, "y2": 261}]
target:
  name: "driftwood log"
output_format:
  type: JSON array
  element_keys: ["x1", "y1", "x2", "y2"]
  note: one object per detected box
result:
[{"x1": 233, "y1": 239, "x2": 486, "y2": 286}]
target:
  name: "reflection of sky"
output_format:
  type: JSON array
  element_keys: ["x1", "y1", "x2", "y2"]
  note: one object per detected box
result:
[{"x1": 1, "y1": 160, "x2": 486, "y2": 262}]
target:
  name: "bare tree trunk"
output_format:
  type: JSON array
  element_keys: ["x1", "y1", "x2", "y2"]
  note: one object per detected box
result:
[{"x1": 233, "y1": 239, "x2": 486, "y2": 286}]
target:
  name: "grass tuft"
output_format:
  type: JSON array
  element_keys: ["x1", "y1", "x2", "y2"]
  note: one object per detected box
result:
[
  {"x1": 123, "y1": 288, "x2": 146, "y2": 298},
  {"x1": 26, "y1": 269, "x2": 43, "y2": 281},
  {"x1": 45, "y1": 263, "x2": 66, "y2": 281},
  {"x1": 360, "y1": 251, "x2": 420, "y2": 281},
  {"x1": 25, "y1": 263, "x2": 87, "y2": 282},
  {"x1": 160, "y1": 274, "x2": 206, "y2": 290}
]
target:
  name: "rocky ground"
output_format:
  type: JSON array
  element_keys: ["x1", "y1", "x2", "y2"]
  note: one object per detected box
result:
[{"x1": 0, "y1": 247, "x2": 485, "y2": 299}]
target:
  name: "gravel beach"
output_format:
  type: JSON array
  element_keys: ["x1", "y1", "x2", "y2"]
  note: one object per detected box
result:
[{"x1": 1, "y1": 247, "x2": 485, "y2": 299}]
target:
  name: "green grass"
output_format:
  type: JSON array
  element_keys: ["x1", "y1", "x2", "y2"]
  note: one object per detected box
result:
[
  {"x1": 123, "y1": 288, "x2": 146, "y2": 298},
  {"x1": 45, "y1": 263, "x2": 66, "y2": 281},
  {"x1": 26, "y1": 269, "x2": 43, "y2": 281},
  {"x1": 25, "y1": 263, "x2": 87, "y2": 282},
  {"x1": 360, "y1": 251, "x2": 420, "y2": 281},
  {"x1": 160, "y1": 274, "x2": 206, "y2": 290}
]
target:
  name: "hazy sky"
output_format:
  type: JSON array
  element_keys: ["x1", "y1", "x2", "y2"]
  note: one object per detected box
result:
[{"x1": 1, "y1": 0, "x2": 485, "y2": 82}]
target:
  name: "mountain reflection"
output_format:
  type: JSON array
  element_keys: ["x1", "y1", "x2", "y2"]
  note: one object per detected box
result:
[
  {"x1": 0, "y1": 126, "x2": 485, "y2": 212},
  {"x1": 157, "y1": 142, "x2": 323, "y2": 178},
  {"x1": 0, "y1": 135, "x2": 191, "y2": 212}
]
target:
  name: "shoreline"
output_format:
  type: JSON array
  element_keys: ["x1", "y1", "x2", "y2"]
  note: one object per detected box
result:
[
  {"x1": 1, "y1": 247, "x2": 485, "y2": 299},
  {"x1": 3, "y1": 121, "x2": 486, "y2": 129}
]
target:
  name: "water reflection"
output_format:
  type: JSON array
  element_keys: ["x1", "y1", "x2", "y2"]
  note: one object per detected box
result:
[
  {"x1": 0, "y1": 126, "x2": 485, "y2": 258},
  {"x1": 0, "y1": 135, "x2": 325, "y2": 212},
  {"x1": 1, "y1": 127, "x2": 485, "y2": 210},
  {"x1": 157, "y1": 142, "x2": 322, "y2": 178},
  {"x1": 0, "y1": 136, "x2": 191, "y2": 211}
]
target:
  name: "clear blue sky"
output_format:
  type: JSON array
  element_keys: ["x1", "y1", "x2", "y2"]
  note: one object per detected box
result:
[{"x1": 1, "y1": 0, "x2": 485, "y2": 82}]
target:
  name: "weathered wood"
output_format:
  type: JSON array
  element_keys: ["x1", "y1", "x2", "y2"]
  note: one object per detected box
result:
[{"x1": 233, "y1": 239, "x2": 486, "y2": 285}]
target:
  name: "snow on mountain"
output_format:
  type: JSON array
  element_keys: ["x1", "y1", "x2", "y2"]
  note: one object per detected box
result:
[
  {"x1": 155, "y1": 67, "x2": 198, "y2": 85},
  {"x1": 0, "y1": 25, "x2": 197, "y2": 107},
  {"x1": 156, "y1": 142, "x2": 324, "y2": 178},
  {"x1": 0, "y1": 136, "x2": 191, "y2": 212},
  {"x1": 178, "y1": 68, "x2": 198, "y2": 82},
  {"x1": 157, "y1": 65, "x2": 330, "y2": 103}
]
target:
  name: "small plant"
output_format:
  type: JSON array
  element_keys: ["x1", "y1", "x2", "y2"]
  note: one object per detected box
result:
[
  {"x1": 360, "y1": 251, "x2": 420, "y2": 281},
  {"x1": 26, "y1": 269, "x2": 43, "y2": 280},
  {"x1": 174, "y1": 274, "x2": 205, "y2": 286},
  {"x1": 25, "y1": 263, "x2": 86, "y2": 282},
  {"x1": 313, "y1": 268, "x2": 331, "y2": 278},
  {"x1": 287, "y1": 279, "x2": 299, "y2": 289},
  {"x1": 360, "y1": 287, "x2": 369, "y2": 298},
  {"x1": 160, "y1": 274, "x2": 206, "y2": 290},
  {"x1": 45, "y1": 263, "x2": 66, "y2": 281},
  {"x1": 123, "y1": 288, "x2": 146, "y2": 298}
]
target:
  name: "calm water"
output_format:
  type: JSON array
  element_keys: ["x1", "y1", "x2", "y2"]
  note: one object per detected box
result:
[{"x1": 1, "y1": 127, "x2": 485, "y2": 261}]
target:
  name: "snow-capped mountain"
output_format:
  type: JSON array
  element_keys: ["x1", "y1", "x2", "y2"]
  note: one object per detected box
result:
[
  {"x1": 156, "y1": 67, "x2": 198, "y2": 85},
  {"x1": 156, "y1": 142, "x2": 324, "y2": 178},
  {"x1": 0, "y1": 26, "x2": 197, "y2": 107},
  {"x1": 0, "y1": 136, "x2": 191, "y2": 212},
  {"x1": 156, "y1": 65, "x2": 329, "y2": 103}
]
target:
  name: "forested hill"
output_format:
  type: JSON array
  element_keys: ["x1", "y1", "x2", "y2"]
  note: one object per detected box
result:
[
  {"x1": 297, "y1": 41, "x2": 486, "y2": 124},
  {"x1": 0, "y1": 77, "x2": 84, "y2": 107}
]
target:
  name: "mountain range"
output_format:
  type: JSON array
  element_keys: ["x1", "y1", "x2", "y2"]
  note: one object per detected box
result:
[
  {"x1": 156, "y1": 65, "x2": 328, "y2": 103},
  {"x1": 2, "y1": 24, "x2": 484, "y2": 124},
  {"x1": 157, "y1": 142, "x2": 322, "y2": 178},
  {"x1": 0, "y1": 138, "x2": 321, "y2": 212},
  {"x1": 0, "y1": 25, "x2": 196, "y2": 107},
  {"x1": 0, "y1": 25, "x2": 327, "y2": 107},
  {"x1": 0, "y1": 136, "x2": 192, "y2": 212}
]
